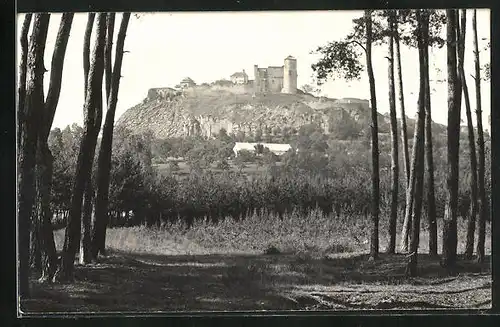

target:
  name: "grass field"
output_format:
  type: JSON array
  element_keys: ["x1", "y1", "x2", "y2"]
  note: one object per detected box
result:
[{"x1": 23, "y1": 211, "x2": 492, "y2": 312}]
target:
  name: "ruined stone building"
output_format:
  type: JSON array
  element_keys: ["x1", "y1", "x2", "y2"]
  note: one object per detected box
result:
[
  {"x1": 253, "y1": 55, "x2": 297, "y2": 94},
  {"x1": 179, "y1": 77, "x2": 196, "y2": 88}
]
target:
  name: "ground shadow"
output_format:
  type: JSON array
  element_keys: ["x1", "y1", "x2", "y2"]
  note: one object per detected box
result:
[{"x1": 23, "y1": 251, "x2": 491, "y2": 312}]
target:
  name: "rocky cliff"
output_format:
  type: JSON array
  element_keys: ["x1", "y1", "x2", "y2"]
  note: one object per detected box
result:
[{"x1": 116, "y1": 86, "x2": 424, "y2": 139}]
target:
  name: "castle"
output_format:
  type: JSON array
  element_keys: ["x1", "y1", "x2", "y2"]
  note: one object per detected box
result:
[
  {"x1": 253, "y1": 55, "x2": 298, "y2": 94},
  {"x1": 228, "y1": 56, "x2": 298, "y2": 95},
  {"x1": 175, "y1": 56, "x2": 298, "y2": 95}
]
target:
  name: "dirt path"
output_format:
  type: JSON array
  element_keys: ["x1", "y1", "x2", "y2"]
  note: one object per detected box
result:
[{"x1": 23, "y1": 251, "x2": 491, "y2": 312}]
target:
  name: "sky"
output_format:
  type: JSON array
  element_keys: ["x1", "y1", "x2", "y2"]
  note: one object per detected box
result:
[{"x1": 17, "y1": 10, "x2": 491, "y2": 131}]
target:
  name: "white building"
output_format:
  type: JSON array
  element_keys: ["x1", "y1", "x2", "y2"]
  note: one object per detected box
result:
[
  {"x1": 233, "y1": 142, "x2": 292, "y2": 157},
  {"x1": 230, "y1": 70, "x2": 249, "y2": 84}
]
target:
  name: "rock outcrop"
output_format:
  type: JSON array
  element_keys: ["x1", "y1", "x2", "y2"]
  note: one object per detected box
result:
[{"x1": 117, "y1": 86, "x2": 440, "y2": 139}]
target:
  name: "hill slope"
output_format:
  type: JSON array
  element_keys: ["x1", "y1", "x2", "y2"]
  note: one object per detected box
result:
[{"x1": 116, "y1": 85, "x2": 442, "y2": 139}]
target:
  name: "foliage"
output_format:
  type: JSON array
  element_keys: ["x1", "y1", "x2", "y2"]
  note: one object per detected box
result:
[
  {"x1": 348, "y1": 12, "x2": 386, "y2": 45},
  {"x1": 235, "y1": 149, "x2": 256, "y2": 163},
  {"x1": 396, "y1": 9, "x2": 446, "y2": 48},
  {"x1": 212, "y1": 79, "x2": 234, "y2": 87},
  {"x1": 311, "y1": 9, "x2": 447, "y2": 87},
  {"x1": 254, "y1": 143, "x2": 265, "y2": 155},
  {"x1": 107, "y1": 128, "x2": 156, "y2": 223},
  {"x1": 48, "y1": 121, "x2": 491, "y2": 232},
  {"x1": 328, "y1": 110, "x2": 363, "y2": 140},
  {"x1": 48, "y1": 124, "x2": 83, "y2": 212},
  {"x1": 482, "y1": 62, "x2": 490, "y2": 81},
  {"x1": 216, "y1": 159, "x2": 230, "y2": 170},
  {"x1": 301, "y1": 84, "x2": 320, "y2": 95},
  {"x1": 152, "y1": 133, "x2": 234, "y2": 168},
  {"x1": 311, "y1": 41, "x2": 364, "y2": 85}
]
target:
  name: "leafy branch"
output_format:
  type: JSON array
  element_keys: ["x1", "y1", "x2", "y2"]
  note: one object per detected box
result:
[{"x1": 311, "y1": 40, "x2": 364, "y2": 85}]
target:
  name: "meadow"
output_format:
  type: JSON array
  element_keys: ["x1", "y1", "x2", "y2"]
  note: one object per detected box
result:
[{"x1": 24, "y1": 208, "x2": 491, "y2": 312}]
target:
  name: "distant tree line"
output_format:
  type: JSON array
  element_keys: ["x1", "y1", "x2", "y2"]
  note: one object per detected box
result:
[{"x1": 47, "y1": 123, "x2": 490, "y2": 233}]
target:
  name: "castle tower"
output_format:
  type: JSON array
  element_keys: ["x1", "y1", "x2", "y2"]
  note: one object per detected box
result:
[
  {"x1": 282, "y1": 55, "x2": 297, "y2": 94},
  {"x1": 253, "y1": 64, "x2": 260, "y2": 93}
]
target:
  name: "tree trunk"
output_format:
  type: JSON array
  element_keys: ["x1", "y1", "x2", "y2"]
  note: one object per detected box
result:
[
  {"x1": 387, "y1": 11, "x2": 398, "y2": 255},
  {"x1": 473, "y1": 10, "x2": 487, "y2": 264},
  {"x1": 456, "y1": 10, "x2": 479, "y2": 260},
  {"x1": 395, "y1": 13, "x2": 412, "y2": 251},
  {"x1": 29, "y1": 214, "x2": 41, "y2": 271},
  {"x1": 394, "y1": 13, "x2": 410, "y2": 185},
  {"x1": 92, "y1": 13, "x2": 131, "y2": 260},
  {"x1": 35, "y1": 13, "x2": 74, "y2": 282},
  {"x1": 54, "y1": 13, "x2": 107, "y2": 283},
  {"x1": 423, "y1": 14, "x2": 438, "y2": 258},
  {"x1": 83, "y1": 13, "x2": 96, "y2": 100},
  {"x1": 442, "y1": 9, "x2": 461, "y2": 271},
  {"x1": 365, "y1": 10, "x2": 380, "y2": 261},
  {"x1": 18, "y1": 13, "x2": 50, "y2": 299},
  {"x1": 400, "y1": 108, "x2": 420, "y2": 253},
  {"x1": 17, "y1": 14, "x2": 32, "y2": 151},
  {"x1": 104, "y1": 13, "x2": 116, "y2": 103},
  {"x1": 407, "y1": 10, "x2": 428, "y2": 277},
  {"x1": 89, "y1": 13, "x2": 115, "y2": 261},
  {"x1": 42, "y1": 13, "x2": 75, "y2": 135},
  {"x1": 76, "y1": 13, "x2": 98, "y2": 266},
  {"x1": 35, "y1": 143, "x2": 58, "y2": 282},
  {"x1": 79, "y1": 169, "x2": 94, "y2": 264}
]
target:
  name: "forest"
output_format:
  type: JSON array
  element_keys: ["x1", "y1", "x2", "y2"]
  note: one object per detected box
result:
[{"x1": 17, "y1": 9, "x2": 492, "y2": 311}]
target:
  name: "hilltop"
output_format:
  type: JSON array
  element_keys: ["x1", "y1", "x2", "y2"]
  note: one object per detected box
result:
[{"x1": 116, "y1": 84, "x2": 445, "y2": 140}]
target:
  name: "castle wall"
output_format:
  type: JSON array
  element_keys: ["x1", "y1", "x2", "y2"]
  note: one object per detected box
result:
[
  {"x1": 210, "y1": 83, "x2": 254, "y2": 94},
  {"x1": 254, "y1": 66, "x2": 265, "y2": 93},
  {"x1": 175, "y1": 83, "x2": 254, "y2": 97},
  {"x1": 254, "y1": 66, "x2": 284, "y2": 94},
  {"x1": 266, "y1": 66, "x2": 284, "y2": 93},
  {"x1": 257, "y1": 68, "x2": 268, "y2": 93},
  {"x1": 147, "y1": 87, "x2": 181, "y2": 101}
]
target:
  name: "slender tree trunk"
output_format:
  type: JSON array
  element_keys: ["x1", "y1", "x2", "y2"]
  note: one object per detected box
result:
[
  {"x1": 29, "y1": 213, "x2": 41, "y2": 271},
  {"x1": 78, "y1": 13, "x2": 99, "y2": 265},
  {"x1": 473, "y1": 10, "x2": 487, "y2": 263},
  {"x1": 400, "y1": 108, "x2": 420, "y2": 253},
  {"x1": 104, "y1": 13, "x2": 115, "y2": 103},
  {"x1": 35, "y1": 13, "x2": 74, "y2": 282},
  {"x1": 92, "y1": 13, "x2": 131, "y2": 260},
  {"x1": 387, "y1": 11, "x2": 399, "y2": 254},
  {"x1": 365, "y1": 10, "x2": 380, "y2": 261},
  {"x1": 395, "y1": 14, "x2": 412, "y2": 251},
  {"x1": 35, "y1": 143, "x2": 58, "y2": 281},
  {"x1": 407, "y1": 10, "x2": 428, "y2": 276},
  {"x1": 18, "y1": 13, "x2": 50, "y2": 299},
  {"x1": 17, "y1": 14, "x2": 32, "y2": 152},
  {"x1": 79, "y1": 153, "x2": 95, "y2": 265},
  {"x1": 455, "y1": 10, "x2": 479, "y2": 260},
  {"x1": 395, "y1": 13, "x2": 410, "y2": 185},
  {"x1": 83, "y1": 13, "x2": 96, "y2": 100},
  {"x1": 423, "y1": 16, "x2": 438, "y2": 258},
  {"x1": 90, "y1": 13, "x2": 115, "y2": 260},
  {"x1": 442, "y1": 9, "x2": 461, "y2": 271},
  {"x1": 54, "y1": 14, "x2": 107, "y2": 282},
  {"x1": 407, "y1": 121, "x2": 425, "y2": 275}
]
